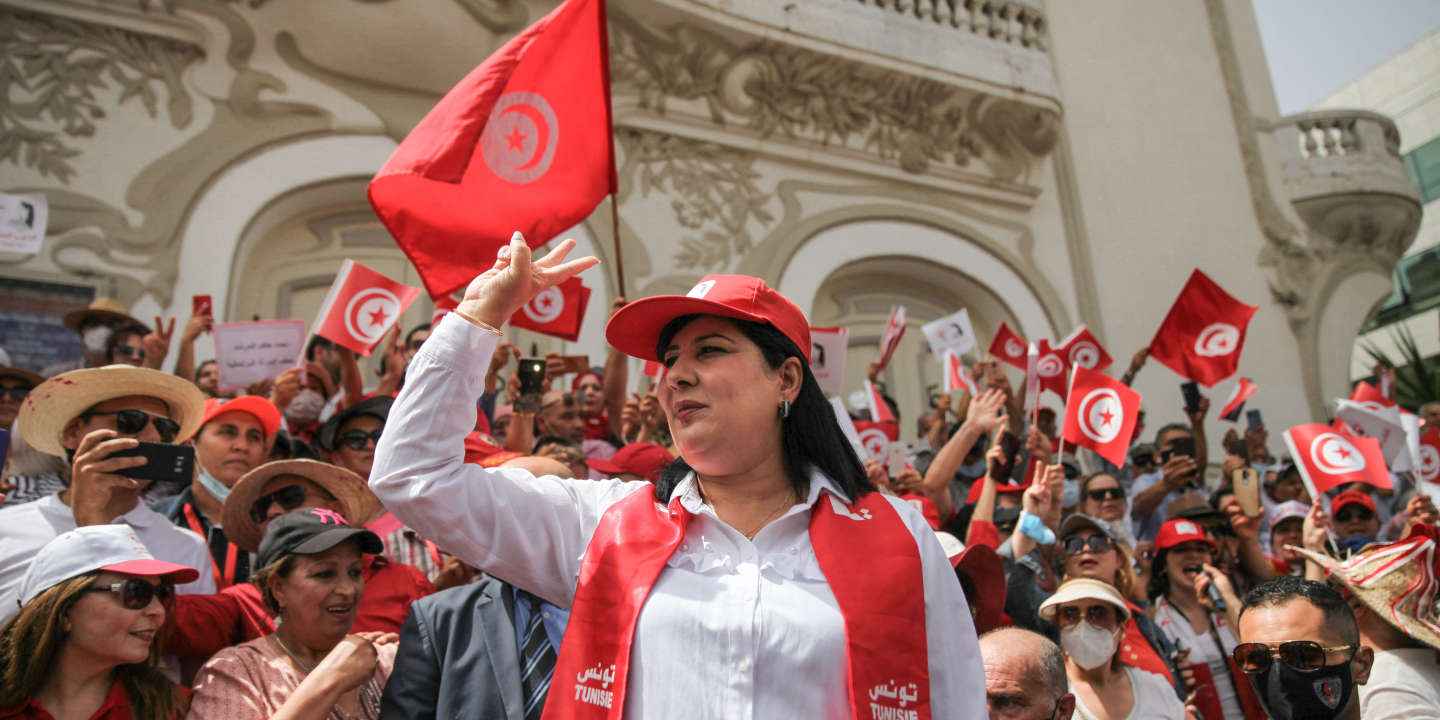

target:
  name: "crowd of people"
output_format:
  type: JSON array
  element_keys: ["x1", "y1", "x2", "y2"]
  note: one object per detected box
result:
[{"x1": 1, "y1": 233, "x2": 1438, "y2": 720}]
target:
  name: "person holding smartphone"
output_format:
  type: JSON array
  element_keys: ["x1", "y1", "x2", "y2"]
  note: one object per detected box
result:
[
  {"x1": 0, "y1": 364, "x2": 215, "y2": 625},
  {"x1": 1131, "y1": 420, "x2": 1209, "y2": 542}
]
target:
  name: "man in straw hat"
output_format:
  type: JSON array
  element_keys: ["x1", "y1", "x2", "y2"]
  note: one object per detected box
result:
[
  {"x1": 1293, "y1": 523, "x2": 1440, "y2": 719},
  {"x1": 0, "y1": 363, "x2": 215, "y2": 623},
  {"x1": 163, "y1": 458, "x2": 433, "y2": 664},
  {"x1": 61, "y1": 298, "x2": 153, "y2": 370}
]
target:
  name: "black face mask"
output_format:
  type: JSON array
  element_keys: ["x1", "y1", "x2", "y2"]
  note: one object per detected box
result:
[{"x1": 1248, "y1": 660, "x2": 1354, "y2": 720}]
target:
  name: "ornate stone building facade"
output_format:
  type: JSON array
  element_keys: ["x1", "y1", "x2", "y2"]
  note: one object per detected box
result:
[{"x1": 0, "y1": 0, "x2": 1422, "y2": 436}]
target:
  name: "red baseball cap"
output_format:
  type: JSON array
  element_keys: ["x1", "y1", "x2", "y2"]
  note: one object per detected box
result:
[
  {"x1": 589, "y1": 442, "x2": 674, "y2": 481},
  {"x1": 202, "y1": 396, "x2": 282, "y2": 439},
  {"x1": 605, "y1": 275, "x2": 812, "y2": 363},
  {"x1": 1155, "y1": 518, "x2": 1216, "y2": 551},
  {"x1": 1332, "y1": 489, "x2": 1377, "y2": 516}
]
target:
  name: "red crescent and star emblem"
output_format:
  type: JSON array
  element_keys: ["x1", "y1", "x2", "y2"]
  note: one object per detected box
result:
[
  {"x1": 343, "y1": 287, "x2": 402, "y2": 344},
  {"x1": 480, "y1": 92, "x2": 560, "y2": 184}
]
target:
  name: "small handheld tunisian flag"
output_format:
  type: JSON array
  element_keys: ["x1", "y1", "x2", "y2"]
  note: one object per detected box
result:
[
  {"x1": 989, "y1": 321, "x2": 1029, "y2": 370},
  {"x1": 368, "y1": 0, "x2": 615, "y2": 299},
  {"x1": 942, "y1": 350, "x2": 977, "y2": 395},
  {"x1": 854, "y1": 419, "x2": 899, "y2": 460},
  {"x1": 1062, "y1": 366, "x2": 1141, "y2": 467},
  {"x1": 1148, "y1": 269, "x2": 1258, "y2": 387},
  {"x1": 1219, "y1": 377, "x2": 1258, "y2": 422},
  {"x1": 509, "y1": 276, "x2": 590, "y2": 341},
  {"x1": 1417, "y1": 428, "x2": 1440, "y2": 485},
  {"x1": 1350, "y1": 380, "x2": 1395, "y2": 410},
  {"x1": 1282, "y1": 423, "x2": 1392, "y2": 497},
  {"x1": 312, "y1": 260, "x2": 423, "y2": 356},
  {"x1": 1058, "y1": 325, "x2": 1113, "y2": 372},
  {"x1": 1035, "y1": 339, "x2": 1070, "y2": 401},
  {"x1": 875, "y1": 305, "x2": 907, "y2": 372}
]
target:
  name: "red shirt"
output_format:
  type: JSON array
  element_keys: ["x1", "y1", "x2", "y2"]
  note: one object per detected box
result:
[
  {"x1": 582, "y1": 411, "x2": 610, "y2": 441},
  {"x1": 0, "y1": 678, "x2": 143, "y2": 720},
  {"x1": 165, "y1": 555, "x2": 433, "y2": 662}
]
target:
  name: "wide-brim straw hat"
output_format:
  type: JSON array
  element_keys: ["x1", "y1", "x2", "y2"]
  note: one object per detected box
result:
[
  {"x1": 1291, "y1": 522, "x2": 1440, "y2": 652},
  {"x1": 18, "y1": 365, "x2": 207, "y2": 457},
  {"x1": 62, "y1": 298, "x2": 148, "y2": 333},
  {"x1": 223, "y1": 459, "x2": 382, "y2": 553}
]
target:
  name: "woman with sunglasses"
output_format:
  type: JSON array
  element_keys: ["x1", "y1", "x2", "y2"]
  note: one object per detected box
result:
[
  {"x1": 1039, "y1": 578, "x2": 1190, "y2": 720},
  {"x1": 188, "y1": 508, "x2": 396, "y2": 719},
  {"x1": 1149, "y1": 519, "x2": 1264, "y2": 720},
  {"x1": 164, "y1": 459, "x2": 432, "y2": 665},
  {"x1": 371, "y1": 236, "x2": 985, "y2": 718},
  {"x1": 0, "y1": 525, "x2": 199, "y2": 719},
  {"x1": 1078, "y1": 472, "x2": 1135, "y2": 547}
]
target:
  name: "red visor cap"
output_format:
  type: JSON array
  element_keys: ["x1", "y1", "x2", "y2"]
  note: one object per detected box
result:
[{"x1": 605, "y1": 275, "x2": 812, "y2": 364}]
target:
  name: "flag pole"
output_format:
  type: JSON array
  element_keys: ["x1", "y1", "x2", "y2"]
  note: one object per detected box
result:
[{"x1": 597, "y1": 0, "x2": 626, "y2": 299}]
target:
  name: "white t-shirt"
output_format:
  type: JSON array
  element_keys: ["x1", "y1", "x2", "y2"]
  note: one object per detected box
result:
[
  {"x1": 1074, "y1": 665, "x2": 1187, "y2": 720},
  {"x1": 1360, "y1": 647, "x2": 1440, "y2": 720}
]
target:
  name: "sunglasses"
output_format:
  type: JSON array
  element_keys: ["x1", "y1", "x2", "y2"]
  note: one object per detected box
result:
[
  {"x1": 84, "y1": 578, "x2": 174, "y2": 610},
  {"x1": 249, "y1": 484, "x2": 309, "y2": 524},
  {"x1": 83, "y1": 409, "x2": 180, "y2": 442},
  {"x1": 1085, "y1": 487, "x2": 1125, "y2": 502},
  {"x1": 1063, "y1": 534, "x2": 1114, "y2": 556},
  {"x1": 1056, "y1": 604, "x2": 1117, "y2": 629},
  {"x1": 0, "y1": 386, "x2": 31, "y2": 401},
  {"x1": 1232, "y1": 641, "x2": 1355, "y2": 673},
  {"x1": 337, "y1": 429, "x2": 383, "y2": 450},
  {"x1": 115, "y1": 345, "x2": 146, "y2": 360},
  {"x1": 1335, "y1": 508, "x2": 1375, "y2": 524}
]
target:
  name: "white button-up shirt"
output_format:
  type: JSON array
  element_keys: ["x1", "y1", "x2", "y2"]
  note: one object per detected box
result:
[
  {"x1": 371, "y1": 314, "x2": 987, "y2": 719},
  {"x1": 0, "y1": 493, "x2": 216, "y2": 623}
]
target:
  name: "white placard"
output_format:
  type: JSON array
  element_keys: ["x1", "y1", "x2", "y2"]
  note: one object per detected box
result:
[
  {"x1": 0, "y1": 193, "x2": 47, "y2": 255},
  {"x1": 214, "y1": 320, "x2": 308, "y2": 391},
  {"x1": 922, "y1": 308, "x2": 976, "y2": 357},
  {"x1": 810, "y1": 326, "x2": 849, "y2": 396},
  {"x1": 830, "y1": 396, "x2": 871, "y2": 461}
]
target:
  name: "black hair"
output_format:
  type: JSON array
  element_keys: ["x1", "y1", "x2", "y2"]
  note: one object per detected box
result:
[
  {"x1": 652, "y1": 315, "x2": 872, "y2": 503},
  {"x1": 1208, "y1": 482, "x2": 1235, "y2": 510},
  {"x1": 194, "y1": 359, "x2": 217, "y2": 382},
  {"x1": 1240, "y1": 576, "x2": 1359, "y2": 646},
  {"x1": 104, "y1": 325, "x2": 146, "y2": 362},
  {"x1": 532, "y1": 434, "x2": 580, "y2": 453},
  {"x1": 1147, "y1": 548, "x2": 1173, "y2": 601},
  {"x1": 1153, "y1": 422, "x2": 1191, "y2": 447},
  {"x1": 405, "y1": 323, "x2": 432, "y2": 346},
  {"x1": 305, "y1": 336, "x2": 333, "y2": 362}
]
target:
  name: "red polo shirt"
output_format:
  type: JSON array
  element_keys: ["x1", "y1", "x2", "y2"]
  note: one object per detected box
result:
[
  {"x1": 0, "y1": 678, "x2": 140, "y2": 719},
  {"x1": 165, "y1": 555, "x2": 432, "y2": 662}
]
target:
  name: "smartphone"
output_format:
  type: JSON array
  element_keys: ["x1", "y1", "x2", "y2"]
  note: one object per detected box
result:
[
  {"x1": 1246, "y1": 408, "x2": 1263, "y2": 432},
  {"x1": 558, "y1": 355, "x2": 590, "y2": 375},
  {"x1": 884, "y1": 442, "x2": 909, "y2": 478},
  {"x1": 989, "y1": 432, "x2": 1021, "y2": 481},
  {"x1": 1180, "y1": 381, "x2": 1202, "y2": 413},
  {"x1": 1161, "y1": 437, "x2": 1196, "y2": 462},
  {"x1": 191, "y1": 294, "x2": 213, "y2": 318},
  {"x1": 516, "y1": 358, "x2": 546, "y2": 412},
  {"x1": 1233, "y1": 468, "x2": 1261, "y2": 517},
  {"x1": 111, "y1": 442, "x2": 196, "y2": 483}
]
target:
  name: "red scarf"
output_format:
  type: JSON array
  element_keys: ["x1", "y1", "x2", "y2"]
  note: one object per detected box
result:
[{"x1": 543, "y1": 484, "x2": 931, "y2": 720}]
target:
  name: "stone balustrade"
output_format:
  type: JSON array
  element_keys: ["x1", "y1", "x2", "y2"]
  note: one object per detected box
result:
[
  {"x1": 1275, "y1": 110, "x2": 1421, "y2": 255},
  {"x1": 851, "y1": 0, "x2": 1047, "y2": 50}
]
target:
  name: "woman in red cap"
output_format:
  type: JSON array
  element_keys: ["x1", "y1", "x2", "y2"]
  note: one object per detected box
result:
[{"x1": 371, "y1": 234, "x2": 984, "y2": 719}]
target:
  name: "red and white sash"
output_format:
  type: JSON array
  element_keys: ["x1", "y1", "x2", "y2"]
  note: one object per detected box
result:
[{"x1": 543, "y1": 484, "x2": 931, "y2": 720}]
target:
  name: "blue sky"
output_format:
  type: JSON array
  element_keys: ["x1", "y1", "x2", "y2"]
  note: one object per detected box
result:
[{"x1": 1254, "y1": 0, "x2": 1440, "y2": 114}]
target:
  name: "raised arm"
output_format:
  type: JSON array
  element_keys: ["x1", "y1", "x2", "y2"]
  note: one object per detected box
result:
[
  {"x1": 369, "y1": 235, "x2": 639, "y2": 606},
  {"x1": 602, "y1": 297, "x2": 630, "y2": 439}
]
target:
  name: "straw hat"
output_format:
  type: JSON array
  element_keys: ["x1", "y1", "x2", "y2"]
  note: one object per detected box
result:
[
  {"x1": 62, "y1": 298, "x2": 147, "y2": 333},
  {"x1": 222, "y1": 459, "x2": 382, "y2": 553},
  {"x1": 17, "y1": 365, "x2": 206, "y2": 457},
  {"x1": 1292, "y1": 523, "x2": 1440, "y2": 651}
]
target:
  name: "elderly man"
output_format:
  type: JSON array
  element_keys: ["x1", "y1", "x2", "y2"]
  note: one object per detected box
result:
[
  {"x1": 1235, "y1": 576, "x2": 1374, "y2": 720},
  {"x1": 156, "y1": 396, "x2": 280, "y2": 588},
  {"x1": 0, "y1": 364, "x2": 215, "y2": 623},
  {"x1": 980, "y1": 627, "x2": 1075, "y2": 720}
]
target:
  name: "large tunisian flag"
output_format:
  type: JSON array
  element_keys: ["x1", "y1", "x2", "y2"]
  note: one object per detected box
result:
[
  {"x1": 369, "y1": 0, "x2": 615, "y2": 299},
  {"x1": 1148, "y1": 269, "x2": 1257, "y2": 387}
]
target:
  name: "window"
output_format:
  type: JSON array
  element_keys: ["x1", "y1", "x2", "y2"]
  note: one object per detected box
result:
[{"x1": 1405, "y1": 135, "x2": 1440, "y2": 204}]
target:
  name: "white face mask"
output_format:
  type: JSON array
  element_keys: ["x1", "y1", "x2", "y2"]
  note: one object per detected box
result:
[
  {"x1": 1060, "y1": 620, "x2": 1119, "y2": 670},
  {"x1": 285, "y1": 389, "x2": 326, "y2": 425},
  {"x1": 81, "y1": 325, "x2": 114, "y2": 353}
]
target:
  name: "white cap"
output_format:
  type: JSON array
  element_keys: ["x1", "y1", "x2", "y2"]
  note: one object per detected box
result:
[
  {"x1": 1267, "y1": 500, "x2": 1309, "y2": 528},
  {"x1": 17, "y1": 525, "x2": 199, "y2": 608}
]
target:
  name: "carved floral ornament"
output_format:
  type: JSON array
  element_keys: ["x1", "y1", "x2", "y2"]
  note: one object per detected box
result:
[{"x1": 607, "y1": 10, "x2": 1060, "y2": 183}]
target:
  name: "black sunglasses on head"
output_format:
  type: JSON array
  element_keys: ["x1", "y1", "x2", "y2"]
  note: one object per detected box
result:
[
  {"x1": 83, "y1": 409, "x2": 180, "y2": 442},
  {"x1": 1233, "y1": 641, "x2": 1355, "y2": 673},
  {"x1": 0, "y1": 386, "x2": 31, "y2": 401},
  {"x1": 1085, "y1": 487, "x2": 1125, "y2": 502},
  {"x1": 249, "y1": 484, "x2": 310, "y2": 524},
  {"x1": 1063, "y1": 534, "x2": 1114, "y2": 556},
  {"x1": 84, "y1": 578, "x2": 174, "y2": 610},
  {"x1": 337, "y1": 428, "x2": 384, "y2": 451}
]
